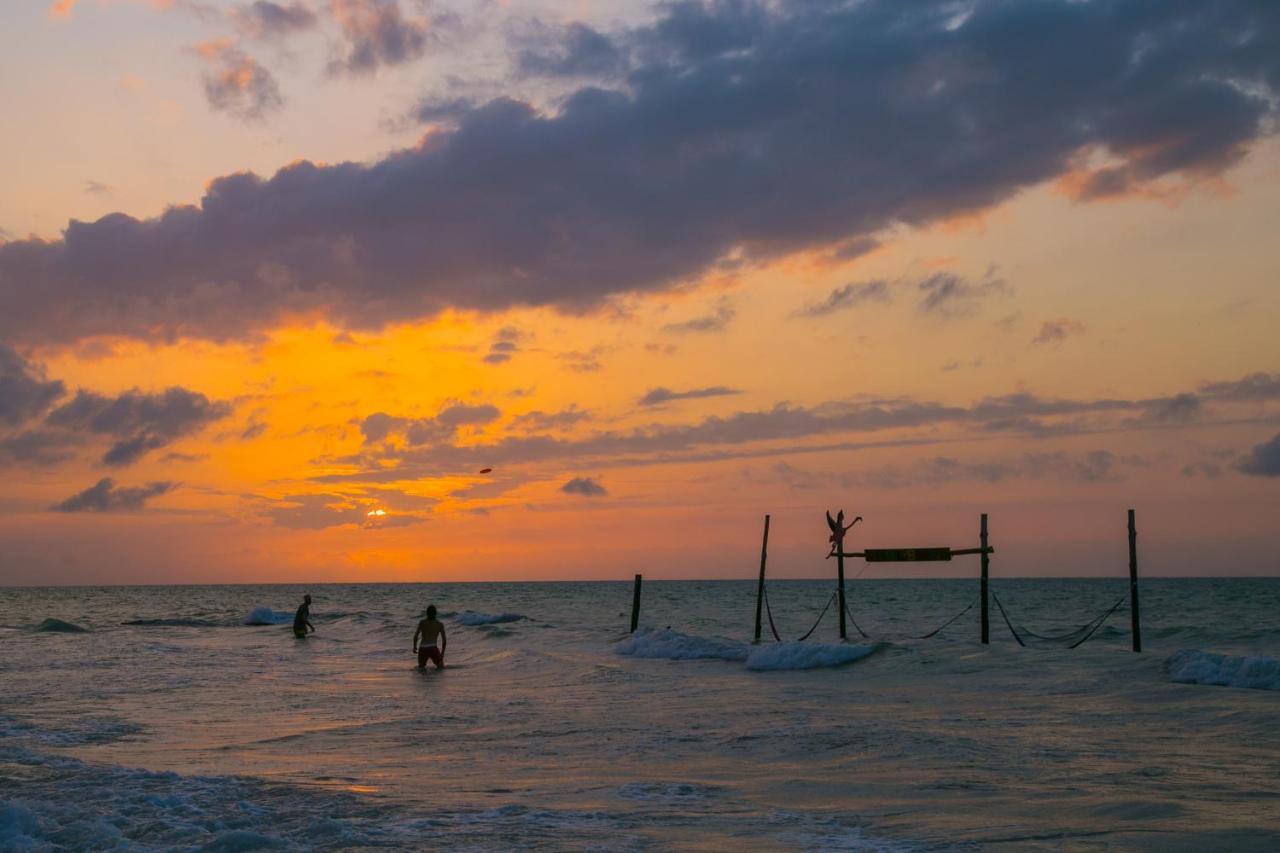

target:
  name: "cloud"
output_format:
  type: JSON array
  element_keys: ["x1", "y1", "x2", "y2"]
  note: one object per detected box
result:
[
  {"x1": 0, "y1": 430, "x2": 80, "y2": 467},
  {"x1": 261, "y1": 489, "x2": 429, "y2": 528},
  {"x1": 794, "y1": 280, "x2": 890, "y2": 318},
  {"x1": 510, "y1": 406, "x2": 590, "y2": 432},
  {"x1": 483, "y1": 326, "x2": 524, "y2": 365},
  {"x1": 1200, "y1": 373, "x2": 1280, "y2": 402},
  {"x1": 82, "y1": 180, "x2": 112, "y2": 196},
  {"x1": 557, "y1": 347, "x2": 607, "y2": 372},
  {"x1": 44, "y1": 387, "x2": 233, "y2": 466},
  {"x1": 194, "y1": 39, "x2": 284, "y2": 121},
  {"x1": 1031, "y1": 318, "x2": 1087, "y2": 345},
  {"x1": 1237, "y1": 433, "x2": 1280, "y2": 477},
  {"x1": 757, "y1": 449, "x2": 1129, "y2": 490},
  {"x1": 917, "y1": 271, "x2": 1009, "y2": 318},
  {"x1": 358, "y1": 401, "x2": 501, "y2": 448},
  {"x1": 515, "y1": 21, "x2": 628, "y2": 79},
  {"x1": 328, "y1": 370, "x2": 1279, "y2": 478},
  {"x1": 51, "y1": 478, "x2": 176, "y2": 512},
  {"x1": 0, "y1": 343, "x2": 65, "y2": 427},
  {"x1": 663, "y1": 300, "x2": 736, "y2": 334},
  {"x1": 232, "y1": 1, "x2": 318, "y2": 40},
  {"x1": 561, "y1": 476, "x2": 606, "y2": 497},
  {"x1": 1142, "y1": 393, "x2": 1201, "y2": 423},
  {"x1": 638, "y1": 386, "x2": 742, "y2": 407},
  {"x1": 328, "y1": 0, "x2": 428, "y2": 76},
  {"x1": 4, "y1": 0, "x2": 1279, "y2": 343}
]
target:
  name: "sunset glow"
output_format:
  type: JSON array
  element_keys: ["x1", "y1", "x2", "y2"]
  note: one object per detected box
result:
[{"x1": 1, "y1": 0, "x2": 1277, "y2": 584}]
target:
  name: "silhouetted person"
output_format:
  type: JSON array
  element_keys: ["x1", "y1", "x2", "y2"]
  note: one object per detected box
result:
[
  {"x1": 413, "y1": 605, "x2": 447, "y2": 670},
  {"x1": 294, "y1": 594, "x2": 315, "y2": 639}
]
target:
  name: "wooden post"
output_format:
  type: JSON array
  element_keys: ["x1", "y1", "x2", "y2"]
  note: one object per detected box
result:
[
  {"x1": 754, "y1": 514, "x2": 770, "y2": 643},
  {"x1": 1129, "y1": 509, "x2": 1141, "y2": 653},
  {"x1": 837, "y1": 546, "x2": 848, "y2": 641},
  {"x1": 980, "y1": 513, "x2": 989, "y2": 645},
  {"x1": 630, "y1": 573, "x2": 643, "y2": 633}
]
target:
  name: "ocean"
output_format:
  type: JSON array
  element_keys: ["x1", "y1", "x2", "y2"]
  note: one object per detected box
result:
[{"x1": 2, "y1": 578, "x2": 1278, "y2": 851}]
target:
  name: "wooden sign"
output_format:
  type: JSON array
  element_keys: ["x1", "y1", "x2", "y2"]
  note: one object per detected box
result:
[{"x1": 864, "y1": 547, "x2": 953, "y2": 562}]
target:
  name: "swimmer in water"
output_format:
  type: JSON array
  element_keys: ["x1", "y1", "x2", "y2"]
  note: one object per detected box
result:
[
  {"x1": 293, "y1": 594, "x2": 315, "y2": 639},
  {"x1": 413, "y1": 605, "x2": 447, "y2": 670}
]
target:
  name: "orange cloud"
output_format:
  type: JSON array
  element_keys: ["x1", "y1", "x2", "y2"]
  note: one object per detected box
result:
[{"x1": 48, "y1": 0, "x2": 76, "y2": 20}]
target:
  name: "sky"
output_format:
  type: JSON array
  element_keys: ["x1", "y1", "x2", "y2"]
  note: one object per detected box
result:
[{"x1": 0, "y1": 0, "x2": 1277, "y2": 584}]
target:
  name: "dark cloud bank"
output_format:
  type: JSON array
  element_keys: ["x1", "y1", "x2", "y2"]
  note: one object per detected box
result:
[
  {"x1": 0, "y1": 343, "x2": 232, "y2": 468},
  {"x1": 3, "y1": 0, "x2": 1278, "y2": 343}
]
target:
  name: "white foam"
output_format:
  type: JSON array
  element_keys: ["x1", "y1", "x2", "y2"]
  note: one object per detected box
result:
[
  {"x1": 455, "y1": 611, "x2": 526, "y2": 626},
  {"x1": 243, "y1": 607, "x2": 292, "y2": 626},
  {"x1": 1166, "y1": 649, "x2": 1280, "y2": 691},
  {"x1": 615, "y1": 627, "x2": 748, "y2": 661},
  {"x1": 746, "y1": 641, "x2": 879, "y2": 671}
]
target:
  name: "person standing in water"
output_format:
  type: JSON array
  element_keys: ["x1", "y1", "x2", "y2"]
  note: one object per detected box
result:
[
  {"x1": 413, "y1": 605, "x2": 447, "y2": 670},
  {"x1": 293, "y1": 594, "x2": 315, "y2": 639}
]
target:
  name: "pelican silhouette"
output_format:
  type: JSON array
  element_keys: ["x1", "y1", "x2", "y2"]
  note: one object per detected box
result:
[{"x1": 826, "y1": 510, "x2": 862, "y2": 556}]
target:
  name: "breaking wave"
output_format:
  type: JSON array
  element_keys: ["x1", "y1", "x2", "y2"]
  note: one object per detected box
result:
[
  {"x1": 615, "y1": 627, "x2": 748, "y2": 661},
  {"x1": 243, "y1": 607, "x2": 293, "y2": 626},
  {"x1": 1166, "y1": 649, "x2": 1280, "y2": 691},
  {"x1": 745, "y1": 641, "x2": 881, "y2": 671},
  {"x1": 455, "y1": 612, "x2": 526, "y2": 626}
]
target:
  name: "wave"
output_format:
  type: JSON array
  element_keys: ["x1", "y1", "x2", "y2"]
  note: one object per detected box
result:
[
  {"x1": 33, "y1": 618, "x2": 88, "y2": 633},
  {"x1": 243, "y1": 607, "x2": 293, "y2": 626},
  {"x1": 615, "y1": 628, "x2": 748, "y2": 661},
  {"x1": 745, "y1": 641, "x2": 880, "y2": 671},
  {"x1": 455, "y1": 611, "x2": 526, "y2": 626},
  {"x1": 1166, "y1": 649, "x2": 1280, "y2": 691}
]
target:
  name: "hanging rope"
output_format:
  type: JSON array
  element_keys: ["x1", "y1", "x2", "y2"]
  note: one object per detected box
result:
[
  {"x1": 1066, "y1": 593, "x2": 1128, "y2": 649},
  {"x1": 909, "y1": 601, "x2": 973, "y2": 640},
  {"x1": 991, "y1": 590, "x2": 1129, "y2": 649},
  {"x1": 796, "y1": 591, "x2": 837, "y2": 641},
  {"x1": 841, "y1": 599, "x2": 871, "y2": 639},
  {"x1": 990, "y1": 592, "x2": 1027, "y2": 647},
  {"x1": 839, "y1": 598, "x2": 970, "y2": 641},
  {"x1": 761, "y1": 584, "x2": 783, "y2": 642}
]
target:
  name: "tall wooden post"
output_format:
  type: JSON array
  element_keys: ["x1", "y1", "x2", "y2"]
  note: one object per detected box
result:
[
  {"x1": 836, "y1": 546, "x2": 848, "y2": 641},
  {"x1": 1129, "y1": 509, "x2": 1141, "y2": 653},
  {"x1": 980, "y1": 513, "x2": 990, "y2": 645},
  {"x1": 754, "y1": 514, "x2": 771, "y2": 643},
  {"x1": 630, "y1": 573, "x2": 643, "y2": 633}
]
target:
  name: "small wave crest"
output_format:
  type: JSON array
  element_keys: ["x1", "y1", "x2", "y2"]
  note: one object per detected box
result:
[
  {"x1": 1166, "y1": 649, "x2": 1280, "y2": 691},
  {"x1": 745, "y1": 640, "x2": 880, "y2": 671},
  {"x1": 243, "y1": 607, "x2": 293, "y2": 626},
  {"x1": 455, "y1": 611, "x2": 526, "y2": 626},
  {"x1": 615, "y1": 628, "x2": 748, "y2": 661},
  {"x1": 33, "y1": 618, "x2": 88, "y2": 633}
]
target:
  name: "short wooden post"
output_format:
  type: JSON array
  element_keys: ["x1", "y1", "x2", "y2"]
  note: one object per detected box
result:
[
  {"x1": 980, "y1": 513, "x2": 990, "y2": 645},
  {"x1": 1129, "y1": 509, "x2": 1141, "y2": 653},
  {"x1": 836, "y1": 547, "x2": 848, "y2": 641},
  {"x1": 754, "y1": 515, "x2": 770, "y2": 643},
  {"x1": 630, "y1": 573, "x2": 643, "y2": 633}
]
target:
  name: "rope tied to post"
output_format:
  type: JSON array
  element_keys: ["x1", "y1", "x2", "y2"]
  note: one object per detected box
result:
[{"x1": 991, "y1": 590, "x2": 1130, "y2": 649}]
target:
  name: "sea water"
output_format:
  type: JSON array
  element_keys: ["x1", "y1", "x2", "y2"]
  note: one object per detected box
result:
[{"x1": 1, "y1": 578, "x2": 1278, "y2": 851}]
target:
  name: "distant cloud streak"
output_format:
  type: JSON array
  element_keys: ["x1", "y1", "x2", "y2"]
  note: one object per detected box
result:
[
  {"x1": 638, "y1": 386, "x2": 742, "y2": 407},
  {"x1": 51, "y1": 478, "x2": 175, "y2": 513}
]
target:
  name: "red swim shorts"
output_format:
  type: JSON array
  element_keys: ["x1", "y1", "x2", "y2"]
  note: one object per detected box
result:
[{"x1": 417, "y1": 646, "x2": 443, "y2": 669}]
